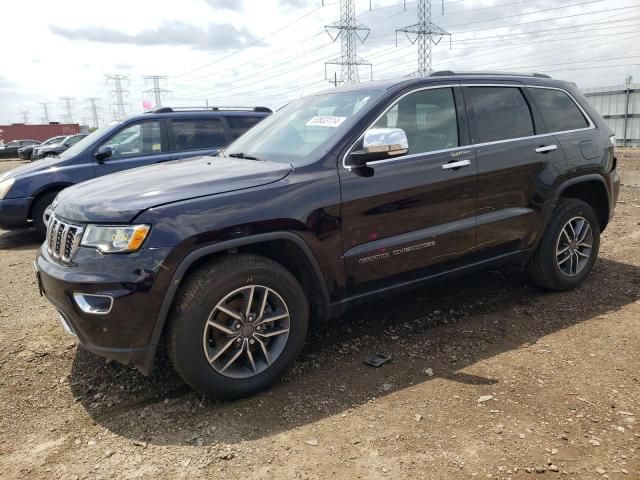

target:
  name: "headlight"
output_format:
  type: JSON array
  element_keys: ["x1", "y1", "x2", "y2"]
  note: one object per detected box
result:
[
  {"x1": 81, "y1": 224, "x2": 150, "y2": 253},
  {"x1": 0, "y1": 177, "x2": 14, "y2": 199}
]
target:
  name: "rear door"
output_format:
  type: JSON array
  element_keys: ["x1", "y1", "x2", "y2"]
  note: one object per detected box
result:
[
  {"x1": 526, "y1": 86, "x2": 595, "y2": 171},
  {"x1": 462, "y1": 83, "x2": 567, "y2": 257},
  {"x1": 92, "y1": 119, "x2": 172, "y2": 176},
  {"x1": 340, "y1": 85, "x2": 478, "y2": 292},
  {"x1": 168, "y1": 117, "x2": 229, "y2": 160}
]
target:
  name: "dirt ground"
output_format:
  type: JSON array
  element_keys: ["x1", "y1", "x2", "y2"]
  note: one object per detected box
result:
[{"x1": 0, "y1": 150, "x2": 639, "y2": 480}]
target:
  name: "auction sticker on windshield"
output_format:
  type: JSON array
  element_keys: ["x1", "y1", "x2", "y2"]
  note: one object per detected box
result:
[{"x1": 305, "y1": 116, "x2": 347, "y2": 127}]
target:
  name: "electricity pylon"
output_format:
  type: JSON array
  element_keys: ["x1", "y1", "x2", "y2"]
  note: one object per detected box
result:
[
  {"x1": 396, "y1": 0, "x2": 450, "y2": 76},
  {"x1": 324, "y1": 0, "x2": 372, "y2": 85}
]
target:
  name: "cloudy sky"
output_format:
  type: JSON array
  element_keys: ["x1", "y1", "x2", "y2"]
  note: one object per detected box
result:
[{"x1": 0, "y1": 0, "x2": 638, "y2": 125}]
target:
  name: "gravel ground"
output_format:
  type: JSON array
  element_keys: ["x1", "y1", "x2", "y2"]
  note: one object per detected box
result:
[{"x1": 0, "y1": 151, "x2": 639, "y2": 479}]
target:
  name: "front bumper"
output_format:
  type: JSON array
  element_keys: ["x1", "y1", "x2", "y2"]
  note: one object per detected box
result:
[
  {"x1": 36, "y1": 244, "x2": 174, "y2": 374},
  {"x1": 0, "y1": 197, "x2": 32, "y2": 228}
]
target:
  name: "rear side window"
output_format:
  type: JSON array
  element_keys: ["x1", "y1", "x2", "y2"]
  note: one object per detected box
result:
[
  {"x1": 170, "y1": 118, "x2": 226, "y2": 152},
  {"x1": 226, "y1": 116, "x2": 263, "y2": 141},
  {"x1": 373, "y1": 87, "x2": 459, "y2": 154},
  {"x1": 464, "y1": 87, "x2": 534, "y2": 144},
  {"x1": 529, "y1": 87, "x2": 589, "y2": 132}
]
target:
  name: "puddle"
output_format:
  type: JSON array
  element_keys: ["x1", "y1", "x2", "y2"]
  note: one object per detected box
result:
[{"x1": 621, "y1": 171, "x2": 640, "y2": 188}]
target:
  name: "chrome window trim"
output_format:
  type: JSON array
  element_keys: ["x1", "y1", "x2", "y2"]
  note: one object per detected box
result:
[
  {"x1": 525, "y1": 84, "x2": 595, "y2": 130},
  {"x1": 342, "y1": 83, "x2": 595, "y2": 170}
]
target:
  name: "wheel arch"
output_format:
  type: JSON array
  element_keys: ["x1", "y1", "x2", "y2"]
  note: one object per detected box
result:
[
  {"x1": 554, "y1": 175, "x2": 610, "y2": 231},
  {"x1": 28, "y1": 183, "x2": 73, "y2": 220},
  {"x1": 142, "y1": 232, "x2": 331, "y2": 374}
]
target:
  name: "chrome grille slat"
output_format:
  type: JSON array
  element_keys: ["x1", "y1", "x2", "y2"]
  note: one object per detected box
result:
[
  {"x1": 45, "y1": 214, "x2": 84, "y2": 263},
  {"x1": 60, "y1": 225, "x2": 71, "y2": 261},
  {"x1": 47, "y1": 219, "x2": 58, "y2": 253}
]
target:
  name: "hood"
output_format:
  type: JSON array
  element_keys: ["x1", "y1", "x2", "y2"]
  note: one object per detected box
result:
[
  {"x1": 54, "y1": 156, "x2": 293, "y2": 223},
  {"x1": 0, "y1": 155, "x2": 73, "y2": 183}
]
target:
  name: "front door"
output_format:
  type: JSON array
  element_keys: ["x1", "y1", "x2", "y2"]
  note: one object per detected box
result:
[
  {"x1": 93, "y1": 119, "x2": 172, "y2": 176},
  {"x1": 339, "y1": 86, "x2": 477, "y2": 293}
]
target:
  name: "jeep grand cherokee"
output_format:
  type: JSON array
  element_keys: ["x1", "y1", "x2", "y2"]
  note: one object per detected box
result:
[{"x1": 36, "y1": 72, "x2": 620, "y2": 400}]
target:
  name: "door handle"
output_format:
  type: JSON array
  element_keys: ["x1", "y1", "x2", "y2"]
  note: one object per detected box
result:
[
  {"x1": 535, "y1": 144, "x2": 558, "y2": 153},
  {"x1": 442, "y1": 159, "x2": 471, "y2": 170}
]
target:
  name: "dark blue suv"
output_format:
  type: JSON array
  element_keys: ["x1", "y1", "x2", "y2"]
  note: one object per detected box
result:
[{"x1": 0, "y1": 106, "x2": 271, "y2": 236}]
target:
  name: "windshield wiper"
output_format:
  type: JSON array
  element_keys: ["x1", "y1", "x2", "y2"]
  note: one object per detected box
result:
[{"x1": 228, "y1": 152, "x2": 265, "y2": 161}]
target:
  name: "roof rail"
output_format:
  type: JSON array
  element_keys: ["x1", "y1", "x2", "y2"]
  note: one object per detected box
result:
[
  {"x1": 430, "y1": 70, "x2": 551, "y2": 79},
  {"x1": 147, "y1": 106, "x2": 272, "y2": 114}
]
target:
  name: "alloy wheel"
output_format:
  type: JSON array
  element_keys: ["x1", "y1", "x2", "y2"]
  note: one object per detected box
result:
[
  {"x1": 555, "y1": 216, "x2": 593, "y2": 277},
  {"x1": 202, "y1": 285, "x2": 290, "y2": 379}
]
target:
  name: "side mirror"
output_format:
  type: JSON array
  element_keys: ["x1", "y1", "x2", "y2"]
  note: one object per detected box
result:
[
  {"x1": 349, "y1": 128, "x2": 409, "y2": 168},
  {"x1": 95, "y1": 145, "x2": 113, "y2": 162}
]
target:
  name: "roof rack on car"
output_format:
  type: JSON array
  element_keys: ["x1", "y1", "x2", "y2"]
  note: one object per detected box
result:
[
  {"x1": 430, "y1": 70, "x2": 551, "y2": 79},
  {"x1": 147, "y1": 106, "x2": 272, "y2": 114}
]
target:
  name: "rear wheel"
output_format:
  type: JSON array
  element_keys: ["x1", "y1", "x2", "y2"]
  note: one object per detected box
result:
[
  {"x1": 32, "y1": 191, "x2": 58, "y2": 240},
  {"x1": 167, "y1": 254, "x2": 308, "y2": 400},
  {"x1": 528, "y1": 198, "x2": 600, "y2": 291}
]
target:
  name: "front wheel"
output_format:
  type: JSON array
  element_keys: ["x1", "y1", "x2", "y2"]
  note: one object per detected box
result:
[
  {"x1": 32, "y1": 191, "x2": 59, "y2": 240},
  {"x1": 528, "y1": 198, "x2": 600, "y2": 291},
  {"x1": 167, "y1": 254, "x2": 309, "y2": 400}
]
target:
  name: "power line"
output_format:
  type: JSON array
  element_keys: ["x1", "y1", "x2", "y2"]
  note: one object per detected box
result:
[
  {"x1": 143, "y1": 75, "x2": 170, "y2": 108},
  {"x1": 19, "y1": 109, "x2": 29, "y2": 124},
  {"x1": 173, "y1": 4, "x2": 326, "y2": 79},
  {"x1": 105, "y1": 74, "x2": 130, "y2": 120},
  {"x1": 454, "y1": 3, "x2": 640, "y2": 34},
  {"x1": 325, "y1": 0, "x2": 372, "y2": 84},
  {"x1": 59, "y1": 97, "x2": 75, "y2": 124}
]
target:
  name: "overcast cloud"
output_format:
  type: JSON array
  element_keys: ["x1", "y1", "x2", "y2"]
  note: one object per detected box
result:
[
  {"x1": 204, "y1": 0, "x2": 243, "y2": 11},
  {"x1": 50, "y1": 21, "x2": 262, "y2": 51},
  {"x1": 0, "y1": 0, "x2": 638, "y2": 124}
]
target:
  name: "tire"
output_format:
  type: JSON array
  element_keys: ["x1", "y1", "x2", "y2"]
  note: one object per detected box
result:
[
  {"x1": 528, "y1": 198, "x2": 600, "y2": 291},
  {"x1": 32, "y1": 191, "x2": 59, "y2": 239},
  {"x1": 167, "y1": 254, "x2": 309, "y2": 400}
]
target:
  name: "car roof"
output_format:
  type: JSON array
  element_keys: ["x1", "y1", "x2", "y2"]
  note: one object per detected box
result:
[
  {"x1": 321, "y1": 71, "x2": 576, "y2": 96},
  {"x1": 124, "y1": 107, "x2": 272, "y2": 122}
]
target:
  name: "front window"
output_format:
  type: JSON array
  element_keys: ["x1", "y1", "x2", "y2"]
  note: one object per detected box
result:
[
  {"x1": 373, "y1": 87, "x2": 459, "y2": 154},
  {"x1": 99, "y1": 121, "x2": 164, "y2": 159},
  {"x1": 223, "y1": 90, "x2": 383, "y2": 164},
  {"x1": 59, "y1": 121, "x2": 121, "y2": 159}
]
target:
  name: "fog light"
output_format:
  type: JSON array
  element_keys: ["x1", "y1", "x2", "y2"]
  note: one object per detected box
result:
[{"x1": 73, "y1": 293, "x2": 113, "y2": 315}]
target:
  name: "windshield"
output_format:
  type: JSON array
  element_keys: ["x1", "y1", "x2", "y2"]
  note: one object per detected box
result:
[
  {"x1": 42, "y1": 136, "x2": 64, "y2": 146},
  {"x1": 223, "y1": 90, "x2": 383, "y2": 165},
  {"x1": 58, "y1": 121, "x2": 121, "y2": 159}
]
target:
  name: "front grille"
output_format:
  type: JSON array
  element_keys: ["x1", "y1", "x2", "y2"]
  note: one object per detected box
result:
[{"x1": 46, "y1": 214, "x2": 84, "y2": 263}]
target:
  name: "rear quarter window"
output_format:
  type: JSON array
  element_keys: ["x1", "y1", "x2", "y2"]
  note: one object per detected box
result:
[{"x1": 529, "y1": 87, "x2": 589, "y2": 132}]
